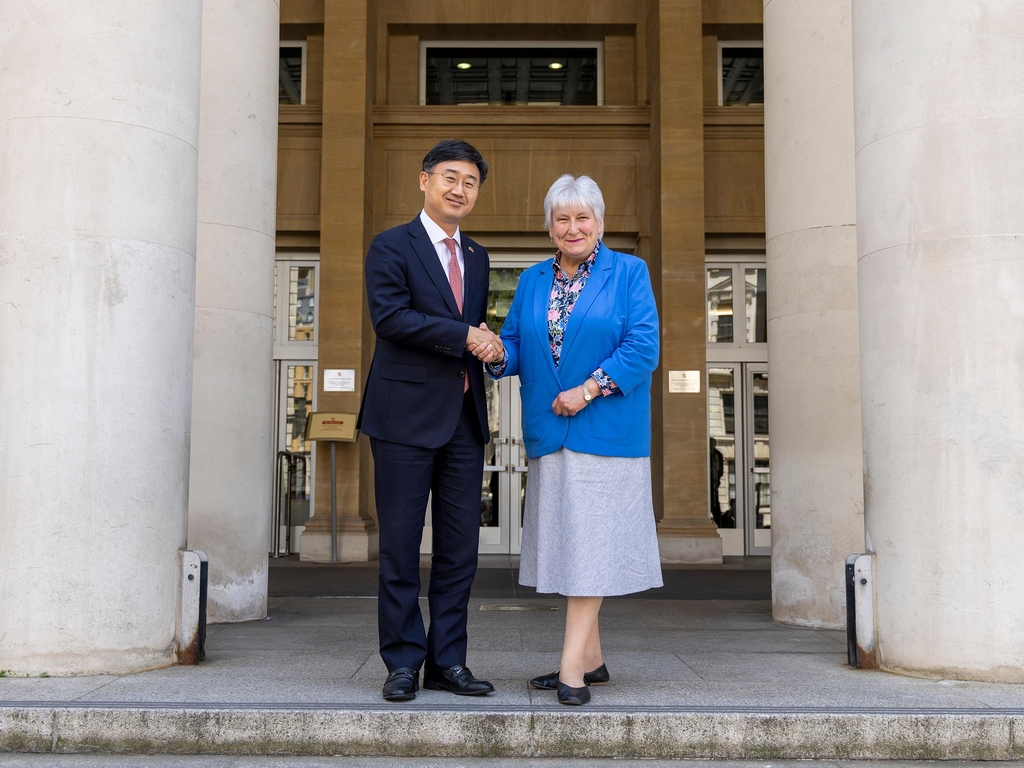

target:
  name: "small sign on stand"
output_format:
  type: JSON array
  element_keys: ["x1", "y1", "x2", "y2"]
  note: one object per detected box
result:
[
  {"x1": 305, "y1": 413, "x2": 358, "y2": 562},
  {"x1": 306, "y1": 412, "x2": 358, "y2": 442}
]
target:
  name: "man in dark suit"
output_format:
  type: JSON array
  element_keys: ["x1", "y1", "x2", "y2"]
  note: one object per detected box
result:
[{"x1": 357, "y1": 140, "x2": 502, "y2": 702}]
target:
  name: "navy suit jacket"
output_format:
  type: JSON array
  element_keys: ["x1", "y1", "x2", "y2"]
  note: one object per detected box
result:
[{"x1": 357, "y1": 215, "x2": 490, "y2": 449}]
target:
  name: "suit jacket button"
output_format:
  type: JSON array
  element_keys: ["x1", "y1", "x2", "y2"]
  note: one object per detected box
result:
[{"x1": 459, "y1": 370, "x2": 466, "y2": 378}]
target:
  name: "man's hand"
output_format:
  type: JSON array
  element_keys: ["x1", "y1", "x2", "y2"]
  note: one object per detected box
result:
[
  {"x1": 467, "y1": 323, "x2": 504, "y2": 363},
  {"x1": 551, "y1": 381, "x2": 595, "y2": 417}
]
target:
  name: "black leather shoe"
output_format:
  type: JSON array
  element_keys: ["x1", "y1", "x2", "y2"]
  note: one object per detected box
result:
[
  {"x1": 556, "y1": 678, "x2": 591, "y2": 705},
  {"x1": 529, "y1": 663, "x2": 610, "y2": 690},
  {"x1": 423, "y1": 664, "x2": 495, "y2": 696},
  {"x1": 382, "y1": 667, "x2": 419, "y2": 702}
]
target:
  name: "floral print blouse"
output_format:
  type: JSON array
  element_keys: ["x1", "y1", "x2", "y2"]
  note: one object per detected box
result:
[{"x1": 489, "y1": 246, "x2": 619, "y2": 396}]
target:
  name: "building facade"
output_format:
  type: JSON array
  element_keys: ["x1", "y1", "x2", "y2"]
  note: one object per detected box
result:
[
  {"x1": 276, "y1": 0, "x2": 771, "y2": 573},
  {"x1": 1, "y1": 0, "x2": 1022, "y2": 682}
]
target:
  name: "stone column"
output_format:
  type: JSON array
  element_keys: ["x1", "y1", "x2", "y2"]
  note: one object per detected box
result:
[
  {"x1": 763, "y1": 0, "x2": 865, "y2": 627},
  {"x1": 186, "y1": 0, "x2": 280, "y2": 622},
  {"x1": 648, "y1": 0, "x2": 723, "y2": 563},
  {"x1": 853, "y1": 0, "x2": 1024, "y2": 680},
  {"x1": 0, "y1": 1, "x2": 202, "y2": 674},
  {"x1": 299, "y1": 0, "x2": 379, "y2": 562}
]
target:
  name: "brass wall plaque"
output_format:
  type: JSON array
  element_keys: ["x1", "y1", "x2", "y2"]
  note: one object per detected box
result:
[{"x1": 305, "y1": 412, "x2": 358, "y2": 442}]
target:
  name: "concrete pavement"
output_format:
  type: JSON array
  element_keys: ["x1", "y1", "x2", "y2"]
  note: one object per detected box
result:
[
  {"x1": 2, "y1": 590, "x2": 1024, "y2": 759},
  {"x1": 2, "y1": 760, "x2": 1024, "y2": 768}
]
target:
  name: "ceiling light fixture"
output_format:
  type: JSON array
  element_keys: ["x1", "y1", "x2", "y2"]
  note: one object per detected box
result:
[
  {"x1": 456, "y1": 62, "x2": 472, "y2": 70},
  {"x1": 548, "y1": 62, "x2": 564, "y2": 70}
]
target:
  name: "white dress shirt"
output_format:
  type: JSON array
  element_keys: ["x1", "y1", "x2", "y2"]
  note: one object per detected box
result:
[{"x1": 419, "y1": 209, "x2": 464, "y2": 281}]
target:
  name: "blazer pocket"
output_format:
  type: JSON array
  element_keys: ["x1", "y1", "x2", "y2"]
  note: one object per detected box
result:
[
  {"x1": 379, "y1": 362, "x2": 428, "y2": 383},
  {"x1": 517, "y1": 382, "x2": 542, "y2": 445},
  {"x1": 581, "y1": 396, "x2": 633, "y2": 443}
]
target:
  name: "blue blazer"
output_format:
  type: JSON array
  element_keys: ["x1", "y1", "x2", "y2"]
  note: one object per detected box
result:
[
  {"x1": 493, "y1": 243, "x2": 659, "y2": 459},
  {"x1": 357, "y1": 216, "x2": 490, "y2": 449}
]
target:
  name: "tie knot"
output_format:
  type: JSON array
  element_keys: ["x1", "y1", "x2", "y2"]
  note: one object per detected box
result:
[{"x1": 443, "y1": 238, "x2": 457, "y2": 258}]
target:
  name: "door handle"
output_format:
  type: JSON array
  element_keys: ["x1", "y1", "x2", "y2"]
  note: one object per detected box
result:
[
  {"x1": 750, "y1": 468, "x2": 770, "y2": 475},
  {"x1": 513, "y1": 466, "x2": 529, "y2": 473}
]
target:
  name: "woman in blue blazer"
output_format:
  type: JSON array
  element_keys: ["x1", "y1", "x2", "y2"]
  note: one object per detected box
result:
[{"x1": 486, "y1": 174, "x2": 663, "y2": 705}]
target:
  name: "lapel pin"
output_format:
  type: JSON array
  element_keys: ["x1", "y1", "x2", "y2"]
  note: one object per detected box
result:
[{"x1": 467, "y1": 246, "x2": 474, "y2": 253}]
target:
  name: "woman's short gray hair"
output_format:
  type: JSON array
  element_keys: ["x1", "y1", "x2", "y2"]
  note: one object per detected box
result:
[{"x1": 543, "y1": 174, "x2": 605, "y2": 231}]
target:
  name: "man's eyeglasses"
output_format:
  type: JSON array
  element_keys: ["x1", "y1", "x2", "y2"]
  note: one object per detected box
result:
[{"x1": 427, "y1": 172, "x2": 478, "y2": 191}]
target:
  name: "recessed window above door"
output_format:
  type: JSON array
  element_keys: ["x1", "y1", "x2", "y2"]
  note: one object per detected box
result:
[
  {"x1": 718, "y1": 42, "x2": 764, "y2": 106},
  {"x1": 279, "y1": 42, "x2": 306, "y2": 104},
  {"x1": 707, "y1": 262, "x2": 767, "y2": 352},
  {"x1": 420, "y1": 42, "x2": 604, "y2": 106}
]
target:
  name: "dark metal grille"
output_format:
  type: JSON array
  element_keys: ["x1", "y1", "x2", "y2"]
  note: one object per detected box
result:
[
  {"x1": 721, "y1": 47, "x2": 764, "y2": 106},
  {"x1": 279, "y1": 46, "x2": 303, "y2": 104}
]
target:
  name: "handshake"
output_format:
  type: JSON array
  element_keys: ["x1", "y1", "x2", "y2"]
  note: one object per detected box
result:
[{"x1": 466, "y1": 323, "x2": 504, "y2": 364}]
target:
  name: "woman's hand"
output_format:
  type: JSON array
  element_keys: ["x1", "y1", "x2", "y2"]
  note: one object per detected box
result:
[
  {"x1": 551, "y1": 381, "x2": 595, "y2": 417},
  {"x1": 467, "y1": 323, "x2": 504, "y2": 363}
]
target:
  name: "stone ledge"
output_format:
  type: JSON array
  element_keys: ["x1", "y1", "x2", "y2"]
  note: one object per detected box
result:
[{"x1": 2, "y1": 703, "x2": 1021, "y2": 760}]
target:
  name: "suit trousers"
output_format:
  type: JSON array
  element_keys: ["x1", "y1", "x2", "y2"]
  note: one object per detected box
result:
[{"x1": 370, "y1": 392, "x2": 484, "y2": 672}]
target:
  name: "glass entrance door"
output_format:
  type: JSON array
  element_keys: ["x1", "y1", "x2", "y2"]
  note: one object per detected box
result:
[
  {"x1": 419, "y1": 258, "x2": 540, "y2": 556},
  {"x1": 479, "y1": 375, "x2": 527, "y2": 554},
  {"x1": 422, "y1": 378, "x2": 525, "y2": 555},
  {"x1": 477, "y1": 262, "x2": 530, "y2": 554},
  {"x1": 745, "y1": 364, "x2": 771, "y2": 555},
  {"x1": 274, "y1": 361, "x2": 315, "y2": 555},
  {"x1": 706, "y1": 257, "x2": 770, "y2": 556},
  {"x1": 707, "y1": 362, "x2": 771, "y2": 556},
  {"x1": 272, "y1": 256, "x2": 318, "y2": 555}
]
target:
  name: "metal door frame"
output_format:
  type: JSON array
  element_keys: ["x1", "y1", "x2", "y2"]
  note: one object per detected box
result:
[
  {"x1": 419, "y1": 253, "x2": 544, "y2": 555},
  {"x1": 273, "y1": 360, "x2": 318, "y2": 555},
  {"x1": 744, "y1": 362, "x2": 771, "y2": 556},
  {"x1": 271, "y1": 253, "x2": 320, "y2": 555},
  {"x1": 706, "y1": 361, "x2": 771, "y2": 556},
  {"x1": 484, "y1": 253, "x2": 542, "y2": 555},
  {"x1": 273, "y1": 257, "x2": 320, "y2": 358},
  {"x1": 479, "y1": 375, "x2": 527, "y2": 554}
]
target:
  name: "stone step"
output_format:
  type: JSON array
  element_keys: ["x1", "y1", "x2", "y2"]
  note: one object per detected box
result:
[{"x1": 3, "y1": 703, "x2": 1023, "y2": 760}]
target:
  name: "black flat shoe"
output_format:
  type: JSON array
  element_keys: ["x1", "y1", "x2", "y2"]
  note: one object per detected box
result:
[
  {"x1": 556, "y1": 678, "x2": 591, "y2": 705},
  {"x1": 529, "y1": 663, "x2": 610, "y2": 690},
  {"x1": 382, "y1": 667, "x2": 419, "y2": 702},
  {"x1": 423, "y1": 664, "x2": 495, "y2": 696}
]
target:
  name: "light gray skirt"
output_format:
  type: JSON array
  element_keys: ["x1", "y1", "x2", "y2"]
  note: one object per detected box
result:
[{"x1": 519, "y1": 448, "x2": 664, "y2": 597}]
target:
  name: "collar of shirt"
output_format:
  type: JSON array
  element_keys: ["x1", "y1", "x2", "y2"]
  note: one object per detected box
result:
[
  {"x1": 552, "y1": 245, "x2": 599, "y2": 282},
  {"x1": 420, "y1": 209, "x2": 464, "y2": 280}
]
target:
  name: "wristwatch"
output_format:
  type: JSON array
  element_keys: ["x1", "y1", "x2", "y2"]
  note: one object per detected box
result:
[{"x1": 581, "y1": 383, "x2": 593, "y2": 402}]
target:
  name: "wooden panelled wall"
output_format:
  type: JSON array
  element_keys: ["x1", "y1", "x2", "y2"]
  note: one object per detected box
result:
[
  {"x1": 276, "y1": 0, "x2": 765, "y2": 553},
  {"x1": 372, "y1": 108, "x2": 649, "y2": 236}
]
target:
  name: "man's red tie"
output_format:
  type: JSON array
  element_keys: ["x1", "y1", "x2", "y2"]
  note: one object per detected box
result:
[{"x1": 443, "y1": 238, "x2": 469, "y2": 393}]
